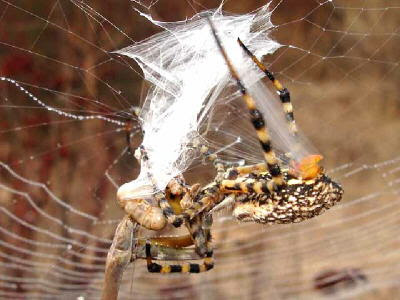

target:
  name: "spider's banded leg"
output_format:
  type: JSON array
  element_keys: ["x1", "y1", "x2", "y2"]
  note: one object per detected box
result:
[
  {"x1": 185, "y1": 214, "x2": 211, "y2": 257},
  {"x1": 165, "y1": 176, "x2": 188, "y2": 214},
  {"x1": 207, "y1": 18, "x2": 285, "y2": 191},
  {"x1": 160, "y1": 178, "x2": 201, "y2": 228},
  {"x1": 202, "y1": 213, "x2": 213, "y2": 255},
  {"x1": 182, "y1": 181, "x2": 224, "y2": 219},
  {"x1": 220, "y1": 178, "x2": 274, "y2": 195},
  {"x1": 136, "y1": 238, "x2": 201, "y2": 260},
  {"x1": 226, "y1": 163, "x2": 268, "y2": 179},
  {"x1": 209, "y1": 193, "x2": 236, "y2": 214},
  {"x1": 145, "y1": 240, "x2": 214, "y2": 273},
  {"x1": 156, "y1": 190, "x2": 183, "y2": 228},
  {"x1": 140, "y1": 216, "x2": 211, "y2": 260},
  {"x1": 145, "y1": 214, "x2": 214, "y2": 273},
  {"x1": 237, "y1": 38, "x2": 298, "y2": 137},
  {"x1": 235, "y1": 42, "x2": 327, "y2": 179}
]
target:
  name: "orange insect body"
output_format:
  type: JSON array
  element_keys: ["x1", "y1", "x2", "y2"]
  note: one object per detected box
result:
[{"x1": 290, "y1": 154, "x2": 323, "y2": 180}]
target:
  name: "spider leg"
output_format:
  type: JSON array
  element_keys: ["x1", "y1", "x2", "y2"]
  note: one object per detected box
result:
[
  {"x1": 184, "y1": 183, "x2": 245, "y2": 220},
  {"x1": 182, "y1": 181, "x2": 223, "y2": 219},
  {"x1": 146, "y1": 243, "x2": 213, "y2": 273},
  {"x1": 185, "y1": 214, "x2": 210, "y2": 257},
  {"x1": 208, "y1": 18, "x2": 285, "y2": 191},
  {"x1": 202, "y1": 213, "x2": 213, "y2": 254},
  {"x1": 155, "y1": 183, "x2": 183, "y2": 227},
  {"x1": 158, "y1": 195, "x2": 182, "y2": 227},
  {"x1": 160, "y1": 177, "x2": 202, "y2": 228},
  {"x1": 145, "y1": 230, "x2": 214, "y2": 273},
  {"x1": 135, "y1": 237, "x2": 201, "y2": 260},
  {"x1": 237, "y1": 38, "x2": 298, "y2": 137},
  {"x1": 209, "y1": 193, "x2": 236, "y2": 214},
  {"x1": 220, "y1": 177, "x2": 273, "y2": 194},
  {"x1": 226, "y1": 163, "x2": 268, "y2": 179}
]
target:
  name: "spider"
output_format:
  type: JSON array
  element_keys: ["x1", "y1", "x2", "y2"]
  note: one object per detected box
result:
[{"x1": 112, "y1": 18, "x2": 344, "y2": 276}]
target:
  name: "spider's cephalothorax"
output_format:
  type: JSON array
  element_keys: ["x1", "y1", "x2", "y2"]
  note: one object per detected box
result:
[{"x1": 232, "y1": 171, "x2": 344, "y2": 224}]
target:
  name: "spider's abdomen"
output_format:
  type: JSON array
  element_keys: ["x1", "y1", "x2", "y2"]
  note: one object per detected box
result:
[{"x1": 233, "y1": 173, "x2": 343, "y2": 224}]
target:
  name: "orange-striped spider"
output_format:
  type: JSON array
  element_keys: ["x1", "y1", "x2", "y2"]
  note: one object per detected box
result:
[{"x1": 112, "y1": 19, "x2": 343, "y2": 276}]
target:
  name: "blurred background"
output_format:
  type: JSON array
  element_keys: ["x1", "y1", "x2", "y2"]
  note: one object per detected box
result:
[{"x1": 0, "y1": 0, "x2": 399, "y2": 299}]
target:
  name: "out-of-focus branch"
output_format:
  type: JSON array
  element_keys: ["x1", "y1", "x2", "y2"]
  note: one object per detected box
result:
[{"x1": 102, "y1": 216, "x2": 137, "y2": 300}]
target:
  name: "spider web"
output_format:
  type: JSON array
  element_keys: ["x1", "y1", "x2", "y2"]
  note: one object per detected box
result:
[{"x1": 1, "y1": 0, "x2": 400, "y2": 299}]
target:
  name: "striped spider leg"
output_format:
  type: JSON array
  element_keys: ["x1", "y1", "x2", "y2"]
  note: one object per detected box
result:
[
  {"x1": 181, "y1": 19, "x2": 343, "y2": 227},
  {"x1": 102, "y1": 215, "x2": 206, "y2": 299},
  {"x1": 144, "y1": 213, "x2": 214, "y2": 273}
]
